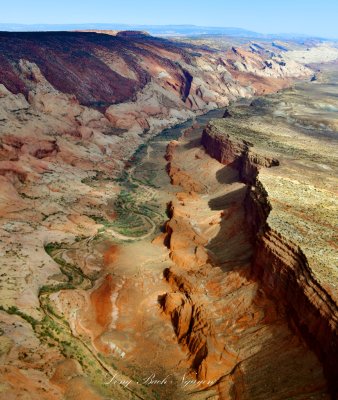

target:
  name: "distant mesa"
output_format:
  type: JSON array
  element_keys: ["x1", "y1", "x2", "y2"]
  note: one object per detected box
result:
[
  {"x1": 74, "y1": 29, "x2": 150, "y2": 37},
  {"x1": 74, "y1": 29, "x2": 119, "y2": 36},
  {"x1": 116, "y1": 30, "x2": 150, "y2": 37}
]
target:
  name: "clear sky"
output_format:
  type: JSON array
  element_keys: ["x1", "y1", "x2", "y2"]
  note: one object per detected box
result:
[{"x1": 1, "y1": 0, "x2": 337, "y2": 38}]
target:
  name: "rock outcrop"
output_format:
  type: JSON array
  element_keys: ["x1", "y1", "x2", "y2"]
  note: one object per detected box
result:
[
  {"x1": 201, "y1": 104, "x2": 338, "y2": 396},
  {"x1": 0, "y1": 31, "x2": 311, "y2": 132},
  {"x1": 202, "y1": 126, "x2": 279, "y2": 185},
  {"x1": 159, "y1": 124, "x2": 331, "y2": 398}
]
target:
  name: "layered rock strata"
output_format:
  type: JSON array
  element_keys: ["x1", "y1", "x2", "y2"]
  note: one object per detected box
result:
[
  {"x1": 201, "y1": 86, "x2": 338, "y2": 396},
  {"x1": 160, "y1": 127, "x2": 330, "y2": 398}
]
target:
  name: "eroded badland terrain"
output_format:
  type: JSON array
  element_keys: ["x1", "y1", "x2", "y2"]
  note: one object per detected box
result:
[{"x1": 0, "y1": 31, "x2": 337, "y2": 399}]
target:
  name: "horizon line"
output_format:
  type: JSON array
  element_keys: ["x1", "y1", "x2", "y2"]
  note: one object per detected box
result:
[{"x1": 0, "y1": 22, "x2": 336, "y2": 40}]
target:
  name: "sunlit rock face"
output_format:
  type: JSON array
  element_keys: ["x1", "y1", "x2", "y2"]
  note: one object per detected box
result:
[{"x1": 0, "y1": 31, "x2": 311, "y2": 130}]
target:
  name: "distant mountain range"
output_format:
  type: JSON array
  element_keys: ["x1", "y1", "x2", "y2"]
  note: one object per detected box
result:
[{"x1": 0, "y1": 23, "x2": 329, "y2": 40}]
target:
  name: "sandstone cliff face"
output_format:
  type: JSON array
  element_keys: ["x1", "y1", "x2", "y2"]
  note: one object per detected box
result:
[
  {"x1": 201, "y1": 126, "x2": 279, "y2": 185},
  {"x1": 158, "y1": 126, "x2": 330, "y2": 399},
  {"x1": 253, "y1": 227, "x2": 338, "y2": 394},
  {"x1": 201, "y1": 118, "x2": 338, "y2": 396}
]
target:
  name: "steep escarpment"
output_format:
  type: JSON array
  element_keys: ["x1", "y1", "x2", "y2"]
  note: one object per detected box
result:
[
  {"x1": 201, "y1": 126, "x2": 279, "y2": 185},
  {"x1": 201, "y1": 106, "x2": 338, "y2": 396},
  {"x1": 0, "y1": 31, "x2": 311, "y2": 123},
  {"x1": 253, "y1": 226, "x2": 338, "y2": 395},
  {"x1": 0, "y1": 31, "x2": 149, "y2": 106},
  {"x1": 160, "y1": 125, "x2": 330, "y2": 399}
]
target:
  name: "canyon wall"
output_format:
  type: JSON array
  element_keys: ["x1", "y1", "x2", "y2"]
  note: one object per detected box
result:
[
  {"x1": 201, "y1": 122, "x2": 338, "y2": 396},
  {"x1": 158, "y1": 125, "x2": 331, "y2": 398}
]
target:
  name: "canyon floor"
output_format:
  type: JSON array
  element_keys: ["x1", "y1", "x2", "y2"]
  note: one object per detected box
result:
[{"x1": 0, "y1": 32, "x2": 337, "y2": 399}]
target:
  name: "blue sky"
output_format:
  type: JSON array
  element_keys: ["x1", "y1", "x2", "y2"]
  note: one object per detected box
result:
[{"x1": 1, "y1": 0, "x2": 337, "y2": 38}]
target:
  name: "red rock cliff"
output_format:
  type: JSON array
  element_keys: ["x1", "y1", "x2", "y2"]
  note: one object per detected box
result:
[{"x1": 201, "y1": 123, "x2": 338, "y2": 397}]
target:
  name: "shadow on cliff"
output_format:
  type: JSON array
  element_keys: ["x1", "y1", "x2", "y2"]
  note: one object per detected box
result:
[
  {"x1": 208, "y1": 186, "x2": 246, "y2": 211},
  {"x1": 205, "y1": 178, "x2": 330, "y2": 398},
  {"x1": 182, "y1": 136, "x2": 202, "y2": 150},
  {"x1": 215, "y1": 165, "x2": 239, "y2": 185},
  {"x1": 207, "y1": 184, "x2": 253, "y2": 273}
]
